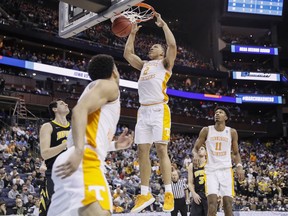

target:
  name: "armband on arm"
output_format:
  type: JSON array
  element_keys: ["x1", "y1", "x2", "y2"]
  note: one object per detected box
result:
[
  {"x1": 236, "y1": 163, "x2": 243, "y2": 168},
  {"x1": 107, "y1": 141, "x2": 117, "y2": 152}
]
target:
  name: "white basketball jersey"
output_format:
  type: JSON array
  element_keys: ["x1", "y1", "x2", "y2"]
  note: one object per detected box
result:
[
  {"x1": 138, "y1": 60, "x2": 171, "y2": 104},
  {"x1": 205, "y1": 125, "x2": 232, "y2": 171},
  {"x1": 67, "y1": 81, "x2": 120, "y2": 168}
]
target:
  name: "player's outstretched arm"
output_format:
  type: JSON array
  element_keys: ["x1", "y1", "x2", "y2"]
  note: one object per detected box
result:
[
  {"x1": 124, "y1": 23, "x2": 144, "y2": 71},
  {"x1": 155, "y1": 13, "x2": 177, "y2": 71},
  {"x1": 55, "y1": 80, "x2": 119, "y2": 179}
]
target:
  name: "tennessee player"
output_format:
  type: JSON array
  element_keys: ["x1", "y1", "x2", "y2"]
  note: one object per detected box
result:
[
  {"x1": 193, "y1": 107, "x2": 245, "y2": 216},
  {"x1": 47, "y1": 54, "x2": 133, "y2": 216},
  {"x1": 124, "y1": 12, "x2": 177, "y2": 213}
]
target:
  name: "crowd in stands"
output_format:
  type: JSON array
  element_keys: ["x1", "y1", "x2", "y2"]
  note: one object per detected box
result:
[
  {"x1": 0, "y1": 121, "x2": 287, "y2": 214},
  {"x1": 0, "y1": 70, "x2": 279, "y2": 125},
  {"x1": 0, "y1": 40, "x2": 89, "y2": 72},
  {"x1": 0, "y1": 0, "x2": 214, "y2": 70},
  {"x1": 0, "y1": 123, "x2": 41, "y2": 215},
  {"x1": 223, "y1": 59, "x2": 275, "y2": 72},
  {"x1": 221, "y1": 31, "x2": 273, "y2": 47}
]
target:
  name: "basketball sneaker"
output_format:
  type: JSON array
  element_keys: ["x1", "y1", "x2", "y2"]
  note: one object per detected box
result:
[
  {"x1": 163, "y1": 192, "x2": 174, "y2": 212},
  {"x1": 131, "y1": 192, "x2": 155, "y2": 213}
]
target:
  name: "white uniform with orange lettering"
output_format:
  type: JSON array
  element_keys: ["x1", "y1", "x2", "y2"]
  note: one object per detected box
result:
[
  {"x1": 204, "y1": 125, "x2": 235, "y2": 197},
  {"x1": 48, "y1": 82, "x2": 120, "y2": 216},
  {"x1": 135, "y1": 59, "x2": 171, "y2": 144}
]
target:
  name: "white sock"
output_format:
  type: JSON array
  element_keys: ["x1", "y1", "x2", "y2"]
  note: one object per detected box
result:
[
  {"x1": 164, "y1": 184, "x2": 172, "y2": 193},
  {"x1": 141, "y1": 185, "x2": 149, "y2": 195}
]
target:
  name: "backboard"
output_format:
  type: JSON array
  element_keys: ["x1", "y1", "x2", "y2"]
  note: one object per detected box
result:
[{"x1": 59, "y1": 0, "x2": 144, "y2": 38}]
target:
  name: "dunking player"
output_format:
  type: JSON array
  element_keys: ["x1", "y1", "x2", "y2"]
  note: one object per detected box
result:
[
  {"x1": 124, "y1": 12, "x2": 177, "y2": 213},
  {"x1": 39, "y1": 99, "x2": 70, "y2": 214},
  {"x1": 192, "y1": 107, "x2": 245, "y2": 216},
  {"x1": 188, "y1": 146, "x2": 208, "y2": 216},
  {"x1": 47, "y1": 54, "x2": 133, "y2": 216}
]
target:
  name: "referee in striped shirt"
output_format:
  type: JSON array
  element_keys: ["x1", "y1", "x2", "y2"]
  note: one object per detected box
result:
[{"x1": 171, "y1": 170, "x2": 190, "y2": 216}]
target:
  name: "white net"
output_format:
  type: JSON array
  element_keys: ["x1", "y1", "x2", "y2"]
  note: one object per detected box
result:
[{"x1": 111, "y1": 3, "x2": 155, "y2": 23}]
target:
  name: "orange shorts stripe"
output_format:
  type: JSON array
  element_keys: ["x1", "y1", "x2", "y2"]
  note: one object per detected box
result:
[
  {"x1": 82, "y1": 148, "x2": 111, "y2": 211},
  {"x1": 231, "y1": 168, "x2": 235, "y2": 197},
  {"x1": 86, "y1": 109, "x2": 101, "y2": 148},
  {"x1": 162, "y1": 103, "x2": 171, "y2": 141}
]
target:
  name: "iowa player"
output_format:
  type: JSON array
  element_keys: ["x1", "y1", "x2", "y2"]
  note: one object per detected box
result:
[
  {"x1": 188, "y1": 146, "x2": 207, "y2": 216},
  {"x1": 39, "y1": 99, "x2": 70, "y2": 214}
]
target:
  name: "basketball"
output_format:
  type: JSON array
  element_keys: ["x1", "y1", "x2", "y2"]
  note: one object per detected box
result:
[{"x1": 111, "y1": 16, "x2": 132, "y2": 38}]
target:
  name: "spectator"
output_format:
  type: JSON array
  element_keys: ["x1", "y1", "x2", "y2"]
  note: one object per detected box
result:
[
  {"x1": 0, "y1": 140, "x2": 8, "y2": 152},
  {"x1": 8, "y1": 184, "x2": 20, "y2": 199},
  {"x1": 27, "y1": 196, "x2": 40, "y2": 215},
  {"x1": 182, "y1": 155, "x2": 191, "y2": 170},
  {"x1": 233, "y1": 198, "x2": 242, "y2": 211},
  {"x1": 113, "y1": 200, "x2": 124, "y2": 213},
  {"x1": 0, "y1": 201, "x2": 7, "y2": 215},
  {"x1": 152, "y1": 196, "x2": 163, "y2": 212},
  {"x1": 12, "y1": 198, "x2": 27, "y2": 215},
  {"x1": 24, "y1": 194, "x2": 35, "y2": 209},
  {"x1": 22, "y1": 162, "x2": 32, "y2": 173},
  {"x1": 20, "y1": 184, "x2": 29, "y2": 204},
  {"x1": 259, "y1": 198, "x2": 271, "y2": 211},
  {"x1": 17, "y1": 137, "x2": 27, "y2": 147},
  {"x1": 3, "y1": 174, "x2": 12, "y2": 188},
  {"x1": 240, "y1": 199, "x2": 250, "y2": 211},
  {"x1": 114, "y1": 192, "x2": 126, "y2": 206},
  {"x1": 12, "y1": 174, "x2": 24, "y2": 187},
  {"x1": 113, "y1": 185, "x2": 123, "y2": 199},
  {"x1": 158, "y1": 188, "x2": 165, "y2": 204},
  {"x1": 26, "y1": 179, "x2": 35, "y2": 194}
]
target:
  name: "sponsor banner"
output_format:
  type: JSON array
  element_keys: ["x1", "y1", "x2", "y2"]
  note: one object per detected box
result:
[
  {"x1": 167, "y1": 89, "x2": 238, "y2": 103},
  {"x1": 232, "y1": 71, "x2": 281, "y2": 81},
  {"x1": 237, "y1": 94, "x2": 282, "y2": 104},
  {"x1": 231, "y1": 45, "x2": 278, "y2": 55},
  {"x1": 0, "y1": 55, "x2": 26, "y2": 68}
]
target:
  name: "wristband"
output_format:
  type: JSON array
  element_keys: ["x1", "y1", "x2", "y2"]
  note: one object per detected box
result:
[
  {"x1": 108, "y1": 141, "x2": 117, "y2": 151},
  {"x1": 236, "y1": 163, "x2": 243, "y2": 168}
]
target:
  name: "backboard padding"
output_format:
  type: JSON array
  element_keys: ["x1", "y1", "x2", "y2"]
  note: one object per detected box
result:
[{"x1": 59, "y1": 0, "x2": 144, "y2": 38}]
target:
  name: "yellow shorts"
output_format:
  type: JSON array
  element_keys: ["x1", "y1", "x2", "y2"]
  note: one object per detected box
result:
[{"x1": 48, "y1": 146, "x2": 112, "y2": 216}]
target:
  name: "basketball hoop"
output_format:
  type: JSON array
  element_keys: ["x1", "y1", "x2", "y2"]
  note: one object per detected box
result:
[{"x1": 111, "y1": 3, "x2": 155, "y2": 23}]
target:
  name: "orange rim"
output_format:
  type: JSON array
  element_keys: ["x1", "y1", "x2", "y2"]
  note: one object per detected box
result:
[
  {"x1": 135, "y1": 3, "x2": 155, "y2": 22},
  {"x1": 135, "y1": 3, "x2": 155, "y2": 12}
]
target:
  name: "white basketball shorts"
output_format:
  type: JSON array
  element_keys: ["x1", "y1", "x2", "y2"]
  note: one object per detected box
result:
[
  {"x1": 205, "y1": 168, "x2": 235, "y2": 197},
  {"x1": 135, "y1": 103, "x2": 171, "y2": 144}
]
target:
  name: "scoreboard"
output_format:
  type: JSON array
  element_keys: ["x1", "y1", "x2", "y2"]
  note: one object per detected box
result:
[{"x1": 227, "y1": 0, "x2": 283, "y2": 16}]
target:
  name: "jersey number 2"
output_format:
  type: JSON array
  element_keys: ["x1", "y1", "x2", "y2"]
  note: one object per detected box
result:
[{"x1": 143, "y1": 67, "x2": 149, "y2": 75}]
